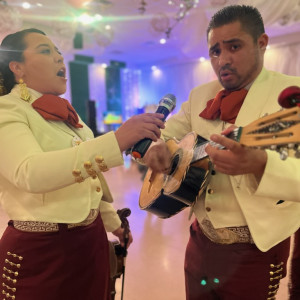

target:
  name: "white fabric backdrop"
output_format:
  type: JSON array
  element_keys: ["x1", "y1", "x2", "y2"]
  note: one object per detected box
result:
[
  {"x1": 264, "y1": 41, "x2": 300, "y2": 76},
  {"x1": 139, "y1": 40, "x2": 300, "y2": 112}
]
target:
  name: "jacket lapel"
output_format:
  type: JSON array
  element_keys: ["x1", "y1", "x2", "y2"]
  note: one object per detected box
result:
[
  {"x1": 49, "y1": 120, "x2": 80, "y2": 137},
  {"x1": 235, "y1": 68, "x2": 276, "y2": 126}
]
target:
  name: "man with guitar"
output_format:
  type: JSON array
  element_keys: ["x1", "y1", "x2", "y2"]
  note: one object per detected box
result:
[{"x1": 142, "y1": 5, "x2": 300, "y2": 300}]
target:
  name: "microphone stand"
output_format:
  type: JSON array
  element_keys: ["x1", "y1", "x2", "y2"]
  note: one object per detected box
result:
[{"x1": 117, "y1": 208, "x2": 131, "y2": 300}]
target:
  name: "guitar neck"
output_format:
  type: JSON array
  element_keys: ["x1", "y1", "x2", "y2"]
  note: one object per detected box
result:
[
  {"x1": 191, "y1": 141, "x2": 209, "y2": 163},
  {"x1": 191, "y1": 128, "x2": 242, "y2": 164}
]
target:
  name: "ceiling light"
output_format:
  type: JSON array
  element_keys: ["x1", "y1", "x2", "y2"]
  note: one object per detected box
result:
[
  {"x1": 77, "y1": 13, "x2": 94, "y2": 25},
  {"x1": 94, "y1": 14, "x2": 103, "y2": 21},
  {"x1": 22, "y1": 2, "x2": 31, "y2": 9}
]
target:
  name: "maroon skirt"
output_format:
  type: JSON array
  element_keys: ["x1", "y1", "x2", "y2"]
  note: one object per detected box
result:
[{"x1": 0, "y1": 213, "x2": 110, "y2": 300}]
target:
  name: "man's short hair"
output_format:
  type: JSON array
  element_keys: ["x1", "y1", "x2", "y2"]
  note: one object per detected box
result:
[{"x1": 207, "y1": 5, "x2": 265, "y2": 42}]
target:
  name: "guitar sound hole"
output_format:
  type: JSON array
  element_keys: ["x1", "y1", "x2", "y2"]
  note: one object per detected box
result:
[{"x1": 169, "y1": 154, "x2": 180, "y2": 175}]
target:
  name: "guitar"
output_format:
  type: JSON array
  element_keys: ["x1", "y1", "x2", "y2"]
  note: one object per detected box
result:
[{"x1": 139, "y1": 106, "x2": 300, "y2": 219}]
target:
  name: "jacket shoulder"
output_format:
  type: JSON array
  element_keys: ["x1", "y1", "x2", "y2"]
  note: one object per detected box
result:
[
  {"x1": 266, "y1": 70, "x2": 300, "y2": 86},
  {"x1": 188, "y1": 80, "x2": 223, "y2": 104},
  {"x1": 191, "y1": 80, "x2": 222, "y2": 94}
]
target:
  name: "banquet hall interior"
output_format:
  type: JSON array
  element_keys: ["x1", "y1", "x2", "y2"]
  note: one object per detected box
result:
[{"x1": 1, "y1": 0, "x2": 300, "y2": 299}]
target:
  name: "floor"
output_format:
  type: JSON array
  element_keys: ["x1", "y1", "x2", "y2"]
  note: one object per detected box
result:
[
  {"x1": 0, "y1": 162, "x2": 291, "y2": 300},
  {"x1": 105, "y1": 162, "x2": 291, "y2": 300}
]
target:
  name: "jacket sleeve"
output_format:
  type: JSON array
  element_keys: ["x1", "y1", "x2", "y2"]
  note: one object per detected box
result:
[
  {"x1": 246, "y1": 150, "x2": 300, "y2": 203},
  {"x1": 99, "y1": 200, "x2": 122, "y2": 232},
  {"x1": 0, "y1": 98, "x2": 124, "y2": 193}
]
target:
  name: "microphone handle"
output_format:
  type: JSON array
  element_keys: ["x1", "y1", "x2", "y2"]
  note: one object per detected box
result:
[
  {"x1": 131, "y1": 106, "x2": 171, "y2": 159},
  {"x1": 155, "y1": 106, "x2": 170, "y2": 121},
  {"x1": 131, "y1": 138, "x2": 152, "y2": 159}
]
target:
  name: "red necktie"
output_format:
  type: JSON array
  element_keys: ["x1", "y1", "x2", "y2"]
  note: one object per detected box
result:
[
  {"x1": 199, "y1": 89, "x2": 248, "y2": 124},
  {"x1": 32, "y1": 94, "x2": 83, "y2": 128}
]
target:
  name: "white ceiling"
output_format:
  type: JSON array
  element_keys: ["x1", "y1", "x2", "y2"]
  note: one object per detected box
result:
[{"x1": 3, "y1": 0, "x2": 300, "y2": 67}]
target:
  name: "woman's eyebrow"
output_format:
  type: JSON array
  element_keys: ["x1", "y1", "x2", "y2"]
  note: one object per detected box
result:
[{"x1": 35, "y1": 43, "x2": 50, "y2": 49}]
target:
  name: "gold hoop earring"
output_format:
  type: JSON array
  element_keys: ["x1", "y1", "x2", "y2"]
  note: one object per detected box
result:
[{"x1": 18, "y1": 79, "x2": 31, "y2": 101}]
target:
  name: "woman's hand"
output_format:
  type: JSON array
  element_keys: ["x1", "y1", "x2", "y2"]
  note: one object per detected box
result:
[
  {"x1": 112, "y1": 226, "x2": 133, "y2": 249},
  {"x1": 115, "y1": 113, "x2": 165, "y2": 152}
]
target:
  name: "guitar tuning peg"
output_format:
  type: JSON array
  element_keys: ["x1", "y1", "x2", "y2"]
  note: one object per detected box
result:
[
  {"x1": 288, "y1": 143, "x2": 295, "y2": 149},
  {"x1": 295, "y1": 148, "x2": 300, "y2": 159},
  {"x1": 270, "y1": 145, "x2": 278, "y2": 151},
  {"x1": 279, "y1": 148, "x2": 288, "y2": 160}
]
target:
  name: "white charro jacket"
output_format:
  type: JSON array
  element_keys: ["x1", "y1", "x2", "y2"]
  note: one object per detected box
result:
[
  {"x1": 162, "y1": 68, "x2": 300, "y2": 251},
  {"x1": 0, "y1": 86, "x2": 123, "y2": 232}
]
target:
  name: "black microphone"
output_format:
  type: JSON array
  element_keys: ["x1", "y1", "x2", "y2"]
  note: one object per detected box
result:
[
  {"x1": 131, "y1": 93, "x2": 176, "y2": 159},
  {"x1": 278, "y1": 86, "x2": 300, "y2": 108}
]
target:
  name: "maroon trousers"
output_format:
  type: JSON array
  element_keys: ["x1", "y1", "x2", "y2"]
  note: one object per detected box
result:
[
  {"x1": 0, "y1": 213, "x2": 110, "y2": 300},
  {"x1": 289, "y1": 228, "x2": 300, "y2": 300},
  {"x1": 184, "y1": 219, "x2": 290, "y2": 300}
]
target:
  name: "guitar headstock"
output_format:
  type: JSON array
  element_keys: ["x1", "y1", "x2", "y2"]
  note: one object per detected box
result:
[{"x1": 236, "y1": 106, "x2": 300, "y2": 159}]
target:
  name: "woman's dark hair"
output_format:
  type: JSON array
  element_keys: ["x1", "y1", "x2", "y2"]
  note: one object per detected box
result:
[
  {"x1": 207, "y1": 5, "x2": 265, "y2": 42},
  {"x1": 0, "y1": 28, "x2": 46, "y2": 95}
]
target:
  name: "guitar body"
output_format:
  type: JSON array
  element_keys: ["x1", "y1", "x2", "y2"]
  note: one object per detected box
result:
[
  {"x1": 139, "y1": 132, "x2": 211, "y2": 218},
  {"x1": 139, "y1": 106, "x2": 300, "y2": 219}
]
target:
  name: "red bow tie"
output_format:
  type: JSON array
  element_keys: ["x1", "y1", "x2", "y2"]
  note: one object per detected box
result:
[
  {"x1": 199, "y1": 88, "x2": 248, "y2": 124},
  {"x1": 32, "y1": 94, "x2": 83, "y2": 128}
]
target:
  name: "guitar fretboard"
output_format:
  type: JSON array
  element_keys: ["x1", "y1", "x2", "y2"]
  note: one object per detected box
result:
[
  {"x1": 191, "y1": 128, "x2": 240, "y2": 163},
  {"x1": 191, "y1": 141, "x2": 222, "y2": 163}
]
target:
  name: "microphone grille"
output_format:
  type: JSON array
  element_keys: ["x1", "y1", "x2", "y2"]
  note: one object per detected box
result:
[
  {"x1": 160, "y1": 94, "x2": 176, "y2": 112},
  {"x1": 164, "y1": 93, "x2": 176, "y2": 101}
]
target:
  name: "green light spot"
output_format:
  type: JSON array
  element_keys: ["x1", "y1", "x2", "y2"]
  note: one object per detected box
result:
[
  {"x1": 200, "y1": 279, "x2": 207, "y2": 286},
  {"x1": 213, "y1": 278, "x2": 220, "y2": 284}
]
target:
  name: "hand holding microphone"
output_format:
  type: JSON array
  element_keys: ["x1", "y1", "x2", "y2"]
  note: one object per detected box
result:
[
  {"x1": 115, "y1": 94, "x2": 176, "y2": 153},
  {"x1": 115, "y1": 113, "x2": 165, "y2": 153},
  {"x1": 131, "y1": 94, "x2": 176, "y2": 159}
]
